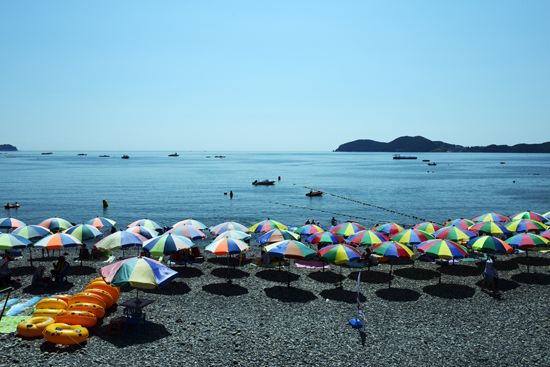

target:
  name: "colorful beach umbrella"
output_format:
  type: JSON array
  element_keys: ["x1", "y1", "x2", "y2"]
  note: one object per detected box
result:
[
  {"x1": 265, "y1": 240, "x2": 316, "y2": 260},
  {"x1": 95, "y1": 231, "x2": 147, "y2": 251},
  {"x1": 249, "y1": 219, "x2": 288, "y2": 233},
  {"x1": 126, "y1": 225, "x2": 158, "y2": 240},
  {"x1": 504, "y1": 219, "x2": 548, "y2": 233},
  {"x1": 127, "y1": 219, "x2": 162, "y2": 231},
  {"x1": 412, "y1": 221, "x2": 441, "y2": 234},
  {"x1": 505, "y1": 233, "x2": 549, "y2": 249},
  {"x1": 12, "y1": 225, "x2": 50, "y2": 240},
  {"x1": 469, "y1": 221, "x2": 512, "y2": 236},
  {"x1": 345, "y1": 230, "x2": 389, "y2": 247},
  {"x1": 329, "y1": 222, "x2": 367, "y2": 237},
  {"x1": 305, "y1": 232, "x2": 345, "y2": 245},
  {"x1": 372, "y1": 241, "x2": 415, "y2": 259},
  {"x1": 416, "y1": 239, "x2": 468, "y2": 259},
  {"x1": 210, "y1": 221, "x2": 250, "y2": 236},
  {"x1": 293, "y1": 224, "x2": 324, "y2": 237},
  {"x1": 63, "y1": 224, "x2": 102, "y2": 242},
  {"x1": 167, "y1": 224, "x2": 207, "y2": 240},
  {"x1": 544, "y1": 211, "x2": 550, "y2": 221},
  {"x1": 444, "y1": 218, "x2": 475, "y2": 230},
  {"x1": 374, "y1": 223, "x2": 405, "y2": 236},
  {"x1": 541, "y1": 229, "x2": 550, "y2": 241},
  {"x1": 0, "y1": 233, "x2": 32, "y2": 250},
  {"x1": 468, "y1": 236, "x2": 513, "y2": 254},
  {"x1": 34, "y1": 233, "x2": 82, "y2": 249},
  {"x1": 143, "y1": 234, "x2": 193, "y2": 256},
  {"x1": 433, "y1": 226, "x2": 477, "y2": 243},
  {"x1": 509, "y1": 211, "x2": 548, "y2": 224},
  {"x1": 472, "y1": 213, "x2": 510, "y2": 224},
  {"x1": 317, "y1": 244, "x2": 362, "y2": 264},
  {"x1": 101, "y1": 256, "x2": 178, "y2": 290},
  {"x1": 255, "y1": 229, "x2": 298, "y2": 244},
  {"x1": 172, "y1": 219, "x2": 208, "y2": 230},
  {"x1": 205, "y1": 237, "x2": 250, "y2": 255},
  {"x1": 390, "y1": 229, "x2": 434, "y2": 245},
  {"x1": 216, "y1": 230, "x2": 251, "y2": 242},
  {"x1": 85, "y1": 216, "x2": 116, "y2": 230},
  {"x1": 0, "y1": 217, "x2": 26, "y2": 230},
  {"x1": 37, "y1": 217, "x2": 72, "y2": 232}
]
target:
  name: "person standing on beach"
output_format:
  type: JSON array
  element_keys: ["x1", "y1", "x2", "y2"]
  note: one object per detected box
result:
[{"x1": 481, "y1": 254, "x2": 499, "y2": 294}]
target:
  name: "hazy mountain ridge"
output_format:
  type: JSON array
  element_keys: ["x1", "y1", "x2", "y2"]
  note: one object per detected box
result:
[{"x1": 0, "y1": 144, "x2": 18, "y2": 151}]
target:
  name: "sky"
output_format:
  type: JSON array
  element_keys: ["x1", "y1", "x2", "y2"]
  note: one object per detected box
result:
[{"x1": 1, "y1": 1, "x2": 549, "y2": 151}]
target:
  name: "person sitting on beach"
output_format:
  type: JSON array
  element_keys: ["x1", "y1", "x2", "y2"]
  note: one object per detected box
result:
[
  {"x1": 192, "y1": 246, "x2": 201, "y2": 259},
  {"x1": 305, "y1": 219, "x2": 310, "y2": 225},
  {"x1": 91, "y1": 247, "x2": 101, "y2": 260},
  {"x1": 0, "y1": 259, "x2": 11, "y2": 286},
  {"x1": 363, "y1": 248, "x2": 379, "y2": 266},
  {"x1": 32, "y1": 265, "x2": 49, "y2": 288},
  {"x1": 260, "y1": 250, "x2": 271, "y2": 265},
  {"x1": 51, "y1": 256, "x2": 69, "y2": 283},
  {"x1": 181, "y1": 249, "x2": 189, "y2": 262},
  {"x1": 79, "y1": 247, "x2": 90, "y2": 260},
  {"x1": 481, "y1": 254, "x2": 499, "y2": 294}
]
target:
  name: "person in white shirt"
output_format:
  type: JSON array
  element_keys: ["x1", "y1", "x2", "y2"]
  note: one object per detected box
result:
[{"x1": 481, "y1": 254, "x2": 499, "y2": 294}]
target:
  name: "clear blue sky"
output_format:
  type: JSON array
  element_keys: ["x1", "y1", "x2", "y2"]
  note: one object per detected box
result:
[{"x1": 1, "y1": 1, "x2": 548, "y2": 151}]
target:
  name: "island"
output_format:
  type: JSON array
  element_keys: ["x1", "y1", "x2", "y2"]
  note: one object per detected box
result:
[
  {"x1": 0, "y1": 144, "x2": 18, "y2": 151},
  {"x1": 334, "y1": 136, "x2": 550, "y2": 153}
]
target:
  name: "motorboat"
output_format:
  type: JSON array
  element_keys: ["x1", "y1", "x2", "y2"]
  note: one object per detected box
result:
[
  {"x1": 5, "y1": 203, "x2": 20, "y2": 209},
  {"x1": 306, "y1": 191, "x2": 323, "y2": 197},
  {"x1": 169, "y1": 153, "x2": 179, "y2": 157},
  {"x1": 393, "y1": 154, "x2": 417, "y2": 160},
  {"x1": 41, "y1": 152, "x2": 53, "y2": 155},
  {"x1": 252, "y1": 180, "x2": 275, "y2": 185},
  {"x1": 428, "y1": 162, "x2": 437, "y2": 166},
  {"x1": 99, "y1": 155, "x2": 110, "y2": 157},
  {"x1": 77, "y1": 153, "x2": 87, "y2": 156},
  {"x1": 122, "y1": 155, "x2": 130, "y2": 159}
]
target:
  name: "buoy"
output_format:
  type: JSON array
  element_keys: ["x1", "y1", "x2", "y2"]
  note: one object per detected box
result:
[{"x1": 103, "y1": 199, "x2": 108, "y2": 208}]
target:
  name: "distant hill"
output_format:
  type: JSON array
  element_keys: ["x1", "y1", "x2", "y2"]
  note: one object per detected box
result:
[
  {"x1": 0, "y1": 144, "x2": 17, "y2": 151},
  {"x1": 334, "y1": 136, "x2": 550, "y2": 153}
]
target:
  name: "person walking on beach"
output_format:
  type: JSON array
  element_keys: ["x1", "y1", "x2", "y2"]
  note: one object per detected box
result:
[{"x1": 481, "y1": 254, "x2": 499, "y2": 294}]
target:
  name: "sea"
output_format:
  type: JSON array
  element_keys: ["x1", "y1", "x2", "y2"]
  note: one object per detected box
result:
[{"x1": 1, "y1": 151, "x2": 549, "y2": 240}]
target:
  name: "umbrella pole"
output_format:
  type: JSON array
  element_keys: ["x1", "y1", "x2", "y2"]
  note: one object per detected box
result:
[
  {"x1": 29, "y1": 248, "x2": 33, "y2": 267},
  {"x1": 287, "y1": 259, "x2": 291, "y2": 288},
  {"x1": 388, "y1": 260, "x2": 392, "y2": 288},
  {"x1": 439, "y1": 267, "x2": 442, "y2": 284},
  {"x1": 526, "y1": 250, "x2": 530, "y2": 274}
]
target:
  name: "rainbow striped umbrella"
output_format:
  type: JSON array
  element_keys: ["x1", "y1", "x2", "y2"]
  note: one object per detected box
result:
[
  {"x1": 216, "y1": 230, "x2": 251, "y2": 242},
  {"x1": 416, "y1": 239, "x2": 468, "y2": 260},
  {"x1": 167, "y1": 225, "x2": 207, "y2": 240},
  {"x1": 255, "y1": 229, "x2": 298, "y2": 244},
  {"x1": 85, "y1": 216, "x2": 116, "y2": 230},
  {"x1": 305, "y1": 232, "x2": 345, "y2": 245},
  {"x1": 101, "y1": 256, "x2": 178, "y2": 289},
  {"x1": 0, "y1": 233, "x2": 32, "y2": 250},
  {"x1": 95, "y1": 231, "x2": 147, "y2": 251},
  {"x1": 444, "y1": 218, "x2": 475, "y2": 230},
  {"x1": 412, "y1": 221, "x2": 441, "y2": 234},
  {"x1": 469, "y1": 221, "x2": 512, "y2": 236},
  {"x1": 329, "y1": 222, "x2": 367, "y2": 237},
  {"x1": 374, "y1": 223, "x2": 405, "y2": 236},
  {"x1": 544, "y1": 211, "x2": 550, "y2": 221},
  {"x1": 143, "y1": 234, "x2": 193, "y2": 256},
  {"x1": 210, "y1": 221, "x2": 250, "y2": 236},
  {"x1": 345, "y1": 230, "x2": 389, "y2": 247},
  {"x1": 205, "y1": 237, "x2": 249, "y2": 255},
  {"x1": 249, "y1": 219, "x2": 288, "y2": 233},
  {"x1": 63, "y1": 224, "x2": 102, "y2": 241},
  {"x1": 505, "y1": 233, "x2": 549, "y2": 249},
  {"x1": 127, "y1": 219, "x2": 162, "y2": 231},
  {"x1": 372, "y1": 241, "x2": 414, "y2": 259},
  {"x1": 509, "y1": 211, "x2": 548, "y2": 223},
  {"x1": 433, "y1": 226, "x2": 477, "y2": 243},
  {"x1": 0, "y1": 217, "x2": 26, "y2": 230},
  {"x1": 126, "y1": 225, "x2": 158, "y2": 239},
  {"x1": 265, "y1": 240, "x2": 316, "y2": 260},
  {"x1": 37, "y1": 217, "x2": 72, "y2": 232},
  {"x1": 172, "y1": 219, "x2": 208, "y2": 230},
  {"x1": 468, "y1": 236, "x2": 513, "y2": 254},
  {"x1": 317, "y1": 244, "x2": 362, "y2": 264},
  {"x1": 472, "y1": 213, "x2": 510, "y2": 224},
  {"x1": 294, "y1": 224, "x2": 324, "y2": 237},
  {"x1": 390, "y1": 229, "x2": 434, "y2": 245},
  {"x1": 505, "y1": 219, "x2": 548, "y2": 233},
  {"x1": 12, "y1": 225, "x2": 50, "y2": 240},
  {"x1": 541, "y1": 229, "x2": 550, "y2": 241},
  {"x1": 34, "y1": 233, "x2": 82, "y2": 249}
]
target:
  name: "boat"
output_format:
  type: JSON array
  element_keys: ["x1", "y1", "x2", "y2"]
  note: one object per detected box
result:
[
  {"x1": 428, "y1": 162, "x2": 437, "y2": 166},
  {"x1": 77, "y1": 153, "x2": 87, "y2": 156},
  {"x1": 168, "y1": 153, "x2": 179, "y2": 157},
  {"x1": 500, "y1": 162, "x2": 505, "y2": 164},
  {"x1": 4, "y1": 203, "x2": 20, "y2": 209},
  {"x1": 99, "y1": 155, "x2": 110, "y2": 157},
  {"x1": 122, "y1": 155, "x2": 130, "y2": 159},
  {"x1": 252, "y1": 180, "x2": 275, "y2": 185},
  {"x1": 306, "y1": 191, "x2": 323, "y2": 197},
  {"x1": 393, "y1": 154, "x2": 417, "y2": 160},
  {"x1": 41, "y1": 152, "x2": 53, "y2": 155},
  {"x1": 422, "y1": 159, "x2": 430, "y2": 162}
]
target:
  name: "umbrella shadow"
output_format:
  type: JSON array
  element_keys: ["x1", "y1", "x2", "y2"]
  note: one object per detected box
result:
[
  {"x1": 391, "y1": 258, "x2": 414, "y2": 266},
  {"x1": 473, "y1": 279, "x2": 520, "y2": 292},
  {"x1": 475, "y1": 259, "x2": 519, "y2": 271},
  {"x1": 264, "y1": 286, "x2": 317, "y2": 303},
  {"x1": 320, "y1": 288, "x2": 367, "y2": 304},
  {"x1": 9, "y1": 266, "x2": 37, "y2": 277},
  {"x1": 202, "y1": 283, "x2": 248, "y2": 296},
  {"x1": 206, "y1": 257, "x2": 252, "y2": 267},
  {"x1": 423, "y1": 284, "x2": 475, "y2": 299},
  {"x1": 255, "y1": 269, "x2": 300, "y2": 283},
  {"x1": 22, "y1": 284, "x2": 66, "y2": 296},
  {"x1": 174, "y1": 267, "x2": 204, "y2": 279},
  {"x1": 308, "y1": 270, "x2": 340, "y2": 284},
  {"x1": 393, "y1": 268, "x2": 439, "y2": 281},
  {"x1": 375, "y1": 288, "x2": 421, "y2": 302},
  {"x1": 68, "y1": 265, "x2": 98, "y2": 276},
  {"x1": 210, "y1": 268, "x2": 249, "y2": 279},
  {"x1": 142, "y1": 281, "x2": 191, "y2": 296},
  {"x1": 509, "y1": 256, "x2": 550, "y2": 267},
  {"x1": 348, "y1": 270, "x2": 393, "y2": 284},
  {"x1": 511, "y1": 273, "x2": 550, "y2": 285},
  {"x1": 439, "y1": 264, "x2": 481, "y2": 277},
  {"x1": 95, "y1": 321, "x2": 172, "y2": 346}
]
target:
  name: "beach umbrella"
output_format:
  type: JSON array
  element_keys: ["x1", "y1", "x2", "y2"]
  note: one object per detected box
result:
[
  {"x1": 85, "y1": 216, "x2": 116, "y2": 230},
  {"x1": 329, "y1": 222, "x2": 367, "y2": 237},
  {"x1": 167, "y1": 224, "x2": 207, "y2": 240},
  {"x1": 416, "y1": 239, "x2": 468, "y2": 283},
  {"x1": 317, "y1": 244, "x2": 362, "y2": 265},
  {"x1": 95, "y1": 231, "x2": 147, "y2": 251},
  {"x1": 345, "y1": 230, "x2": 389, "y2": 247},
  {"x1": 412, "y1": 221, "x2": 441, "y2": 234},
  {"x1": 0, "y1": 217, "x2": 26, "y2": 230},
  {"x1": 205, "y1": 237, "x2": 250, "y2": 255},
  {"x1": 34, "y1": 233, "x2": 82, "y2": 249},
  {"x1": 505, "y1": 233, "x2": 549, "y2": 249},
  {"x1": 305, "y1": 232, "x2": 345, "y2": 245},
  {"x1": 249, "y1": 219, "x2": 288, "y2": 233},
  {"x1": 63, "y1": 224, "x2": 102, "y2": 242},
  {"x1": 101, "y1": 256, "x2": 178, "y2": 301},
  {"x1": 0, "y1": 233, "x2": 32, "y2": 250},
  {"x1": 143, "y1": 234, "x2": 193, "y2": 256},
  {"x1": 293, "y1": 224, "x2": 324, "y2": 237},
  {"x1": 472, "y1": 213, "x2": 510, "y2": 224},
  {"x1": 127, "y1": 219, "x2": 162, "y2": 232},
  {"x1": 374, "y1": 223, "x2": 405, "y2": 236},
  {"x1": 172, "y1": 219, "x2": 208, "y2": 230},
  {"x1": 468, "y1": 236, "x2": 513, "y2": 254},
  {"x1": 265, "y1": 240, "x2": 316, "y2": 287},
  {"x1": 444, "y1": 218, "x2": 475, "y2": 230},
  {"x1": 504, "y1": 219, "x2": 548, "y2": 233},
  {"x1": 255, "y1": 229, "x2": 298, "y2": 244},
  {"x1": 544, "y1": 211, "x2": 550, "y2": 221},
  {"x1": 372, "y1": 241, "x2": 414, "y2": 287},
  {"x1": 432, "y1": 226, "x2": 477, "y2": 243},
  {"x1": 390, "y1": 229, "x2": 435, "y2": 245},
  {"x1": 216, "y1": 230, "x2": 251, "y2": 242},
  {"x1": 126, "y1": 225, "x2": 158, "y2": 240},
  {"x1": 469, "y1": 221, "x2": 512, "y2": 236},
  {"x1": 12, "y1": 225, "x2": 50, "y2": 240},
  {"x1": 37, "y1": 217, "x2": 72, "y2": 232},
  {"x1": 541, "y1": 229, "x2": 550, "y2": 241},
  {"x1": 509, "y1": 211, "x2": 548, "y2": 224},
  {"x1": 209, "y1": 221, "x2": 250, "y2": 235}
]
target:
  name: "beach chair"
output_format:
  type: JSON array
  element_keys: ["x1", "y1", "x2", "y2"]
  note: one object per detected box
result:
[{"x1": 124, "y1": 308, "x2": 146, "y2": 336}]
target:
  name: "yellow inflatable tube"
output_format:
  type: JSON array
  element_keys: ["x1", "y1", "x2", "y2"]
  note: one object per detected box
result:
[
  {"x1": 68, "y1": 293, "x2": 106, "y2": 309},
  {"x1": 51, "y1": 294, "x2": 72, "y2": 303},
  {"x1": 32, "y1": 308, "x2": 64, "y2": 318},
  {"x1": 55, "y1": 311, "x2": 97, "y2": 328},
  {"x1": 85, "y1": 288, "x2": 114, "y2": 308},
  {"x1": 67, "y1": 303, "x2": 105, "y2": 319},
  {"x1": 35, "y1": 298, "x2": 68, "y2": 310},
  {"x1": 17, "y1": 317, "x2": 55, "y2": 338},
  {"x1": 86, "y1": 282, "x2": 120, "y2": 302},
  {"x1": 43, "y1": 323, "x2": 89, "y2": 345}
]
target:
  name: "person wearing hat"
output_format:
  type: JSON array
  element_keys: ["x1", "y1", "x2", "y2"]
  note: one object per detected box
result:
[
  {"x1": 0, "y1": 259, "x2": 11, "y2": 286},
  {"x1": 481, "y1": 254, "x2": 499, "y2": 294}
]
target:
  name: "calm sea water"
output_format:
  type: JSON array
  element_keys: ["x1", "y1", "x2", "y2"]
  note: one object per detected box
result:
[{"x1": 1, "y1": 151, "x2": 549, "y2": 237}]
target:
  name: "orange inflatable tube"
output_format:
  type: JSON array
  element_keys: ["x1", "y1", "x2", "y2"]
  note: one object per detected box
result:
[
  {"x1": 55, "y1": 311, "x2": 97, "y2": 328},
  {"x1": 51, "y1": 294, "x2": 72, "y2": 303},
  {"x1": 32, "y1": 308, "x2": 64, "y2": 319},
  {"x1": 86, "y1": 282, "x2": 120, "y2": 302},
  {"x1": 84, "y1": 288, "x2": 114, "y2": 308},
  {"x1": 67, "y1": 303, "x2": 106, "y2": 319},
  {"x1": 68, "y1": 293, "x2": 106, "y2": 309}
]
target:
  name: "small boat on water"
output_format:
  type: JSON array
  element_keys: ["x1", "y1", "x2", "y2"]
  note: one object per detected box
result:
[
  {"x1": 422, "y1": 159, "x2": 430, "y2": 162},
  {"x1": 253, "y1": 179, "x2": 275, "y2": 185},
  {"x1": 99, "y1": 155, "x2": 110, "y2": 157},
  {"x1": 306, "y1": 191, "x2": 323, "y2": 197},
  {"x1": 77, "y1": 153, "x2": 87, "y2": 156},
  {"x1": 41, "y1": 152, "x2": 53, "y2": 155},
  {"x1": 428, "y1": 162, "x2": 437, "y2": 166},
  {"x1": 393, "y1": 154, "x2": 417, "y2": 160},
  {"x1": 5, "y1": 203, "x2": 20, "y2": 209},
  {"x1": 169, "y1": 153, "x2": 179, "y2": 157},
  {"x1": 122, "y1": 155, "x2": 130, "y2": 159}
]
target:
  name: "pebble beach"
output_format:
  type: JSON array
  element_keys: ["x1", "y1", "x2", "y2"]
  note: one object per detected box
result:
[{"x1": 2, "y1": 245, "x2": 550, "y2": 367}]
